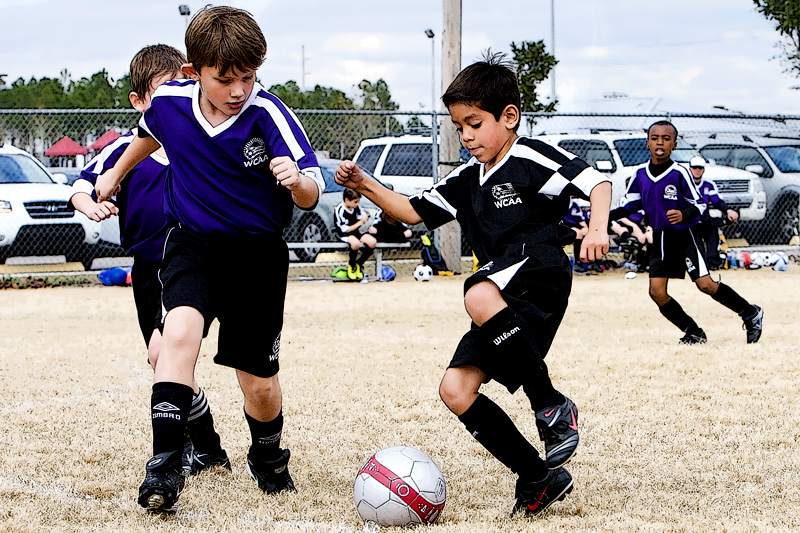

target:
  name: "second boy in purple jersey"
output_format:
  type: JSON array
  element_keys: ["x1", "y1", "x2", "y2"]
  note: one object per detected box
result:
[
  {"x1": 96, "y1": 7, "x2": 323, "y2": 512},
  {"x1": 611, "y1": 121, "x2": 762, "y2": 345}
]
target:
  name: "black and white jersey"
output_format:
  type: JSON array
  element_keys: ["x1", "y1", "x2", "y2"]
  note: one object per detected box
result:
[
  {"x1": 409, "y1": 137, "x2": 609, "y2": 263},
  {"x1": 334, "y1": 202, "x2": 365, "y2": 237}
]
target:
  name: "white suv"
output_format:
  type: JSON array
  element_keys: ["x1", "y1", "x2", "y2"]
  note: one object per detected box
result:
[
  {"x1": 690, "y1": 133, "x2": 800, "y2": 244},
  {"x1": 0, "y1": 143, "x2": 102, "y2": 266},
  {"x1": 353, "y1": 134, "x2": 435, "y2": 195},
  {"x1": 533, "y1": 131, "x2": 766, "y2": 223}
]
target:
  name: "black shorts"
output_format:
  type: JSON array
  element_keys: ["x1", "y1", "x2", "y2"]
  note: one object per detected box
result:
[
  {"x1": 649, "y1": 227, "x2": 709, "y2": 281},
  {"x1": 131, "y1": 259, "x2": 162, "y2": 348},
  {"x1": 159, "y1": 226, "x2": 289, "y2": 378},
  {"x1": 449, "y1": 244, "x2": 572, "y2": 393}
]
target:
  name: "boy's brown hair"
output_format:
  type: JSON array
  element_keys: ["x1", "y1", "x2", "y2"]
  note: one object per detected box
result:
[
  {"x1": 129, "y1": 44, "x2": 186, "y2": 101},
  {"x1": 442, "y1": 50, "x2": 521, "y2": 130},
  {"x1": 185, "y1": 5, "x2": 266, "y2": 75},
  {"x1": 343, "y1": 188, "x2": 361, "y2": 201}
]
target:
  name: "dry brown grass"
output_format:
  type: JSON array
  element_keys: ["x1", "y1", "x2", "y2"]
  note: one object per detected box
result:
[{"x1": 0, "y1": 268, "x2": 798, "y2": 532}]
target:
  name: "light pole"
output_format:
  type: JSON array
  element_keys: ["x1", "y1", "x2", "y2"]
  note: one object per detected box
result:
[
  {"x1": 178, "y1": 4, "x2": 191, "y2": 30},
  {"x1": 425, "y1": 29, "x2": 438, "y2": 183}
]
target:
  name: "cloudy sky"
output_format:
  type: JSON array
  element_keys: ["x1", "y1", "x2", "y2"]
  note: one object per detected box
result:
[{"x1": 1, "y1": 0, "x2": 798, "y2": 115}]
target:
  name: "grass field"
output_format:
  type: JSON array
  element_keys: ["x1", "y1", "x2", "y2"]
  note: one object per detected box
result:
[{"x1": 0, "y1": 268, "x2": 798, "y2": 532}]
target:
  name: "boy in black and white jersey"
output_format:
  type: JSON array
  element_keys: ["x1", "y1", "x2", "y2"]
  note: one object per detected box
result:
[
  {"x1": 334, "y1": 188, "x2": 376, "y2": 280},
  {"x1": 336, "y1": 52, "x2": 611, "y2": 518}
]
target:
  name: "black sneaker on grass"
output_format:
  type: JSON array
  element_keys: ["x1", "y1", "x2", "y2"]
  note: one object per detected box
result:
[
  {"x1": 181, "y1": 437, "x2": 194, "y2": 475},
  {"x1": 535, "y1": 396, "x2": 579, "y2": 469},
  {"x1": 511, "y1": 467, "x2": 574, "y2": 517},
  {"x1": 742, "y1": 305, "x2": 763, "y2": 344},
  {"x1": 679, "y1": 327, "x2": 707, "y2": 345},
  {"x1": 246, "y1": 448, "x2": 296, "y2": 494},
  {"x1": 190, "y1": 448, "x2": 231, "y2": 475},
  {"x1": 137, "y1": 450, "x2": 186, "y2": 512}
]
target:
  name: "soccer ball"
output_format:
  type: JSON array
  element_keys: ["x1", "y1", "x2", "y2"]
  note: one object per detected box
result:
[
  {"x1": 353, "y1": 446, "x2": 446, "y2": 527},
  {"x1": 413, "y1": 264, "x2": 433, "y2": 282}
]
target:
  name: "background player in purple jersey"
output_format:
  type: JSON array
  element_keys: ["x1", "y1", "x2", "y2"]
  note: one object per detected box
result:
[
  {"x1": 689, "y1": 156, "x2": 739, "y2": 270},
  {"x1": 336, "y1": 53, "x2": 611, "y2": 518},
  {"x1": 611, "y1": 121, "x2": 762, "y2": 345},
  {"x1": 73, "y1": 44, "x2": 228, "y2": 479},
  {"x1": 95, "y1": 7, "x2": 323, "y2": 512}
]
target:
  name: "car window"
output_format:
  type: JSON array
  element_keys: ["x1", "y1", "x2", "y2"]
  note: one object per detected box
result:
[
  {"x1": 729, "y1": 147, "x2": 773, "y2": 178},
  {"x1": 557, "y1": 140, "x2": 616, "y2": 172},
  {"x1": 382, "y1": 144, "x2": 432, "y2": 177},
  {"x1": 0, "y1": 154, "x2": 55, "y2": 184},
  {"x1": 354, "y1": 145, "x2": 384, "y2": 174},
  {"x1": 763, "y1": 145, "x2": 800, "y2": 173},
  {"x1": 319, "y1": 165, "x2": 344, "y2": 193},
  {"x1": 698, "y1": 146, "x2": 734, "y2": 166},
  {"x1": 613, "y1": 139, "x2": 651, "y2": 166}
]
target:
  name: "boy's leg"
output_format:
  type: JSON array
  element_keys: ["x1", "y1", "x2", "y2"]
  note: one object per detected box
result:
[
  {"x1": 347, "y1": 235, "x2": 361, "y2": 279},
  {"x1": 649, "y1": 277, "x2": 706, "y2": 344},
  {"x1": 357, "y1": 234, "x2": 377, "y2": 269},
  {"x1": 696, "y1": 276, "x2": 763, "y2": 343},
  {"x1": 186, "y1": 387, "x2": 230, "y2": 473}
]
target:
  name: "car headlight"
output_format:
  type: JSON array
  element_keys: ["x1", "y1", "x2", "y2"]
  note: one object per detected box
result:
[{"x1": 0, "y1": 200, "x2": 11, "y2": 213}]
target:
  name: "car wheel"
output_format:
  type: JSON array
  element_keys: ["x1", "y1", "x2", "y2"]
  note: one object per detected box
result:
[
  {"x1": 772, "y1": 195, "x2": 800, "y2": 245},
  {"x1": 295, "y1": 214, "x2": 329, "y2": 263}
]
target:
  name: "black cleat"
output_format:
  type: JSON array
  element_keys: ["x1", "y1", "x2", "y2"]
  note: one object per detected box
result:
[
  {"x1": 535, "y1": 396, "x2": 579, "y2": 469},
  {"x1": 742, "y1": 305, "x2": 763, "y2": 344},
  {"x1": 246, "y1": 448, "x2": 296, "y2": 494},
  {"x1": 137, "y1": 451, "x2": 186, "y2": 512},
  {"x1": 511, "y1": 467, "x2": 574, "y2": 517},
  {"x1": 679, "y1": 328, "x2": 707, "y2": 345},
  {"x1": 181, "y1": 436, "x2": 194, "y2": 476},
  {"x1": 190, "y1": 448, "x2": 231, "y2": 475}
]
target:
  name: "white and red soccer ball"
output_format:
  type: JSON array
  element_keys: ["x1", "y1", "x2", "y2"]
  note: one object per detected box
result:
[{"x1": 353, "y1": 446, "x2": 446, "y2": 527}]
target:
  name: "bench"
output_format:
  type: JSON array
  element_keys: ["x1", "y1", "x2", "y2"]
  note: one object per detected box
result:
[{"x1": 286, "y1": 241, "x2": 412, "y2": 277}]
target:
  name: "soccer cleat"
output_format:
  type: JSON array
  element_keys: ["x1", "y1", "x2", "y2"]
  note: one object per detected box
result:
[
  {"x1": 181, "y1": 436, "x2": 194, "y2": 475},
  {"x1": 742, "y1": 305, "x2": 763, "y2": 344},
  {"x1": 137, "y1": 450, "x2": 186, "y2": 512},
  {"x1": 535, "y1": 396, "x2": 579, "y2": 469},
  {"x1": 347, "y1": 264, "x2": 358, "y2": 280},
  {"x1": 190, "y1": 448, "x2": 231, "y2": 475},
  {"x1": 679, "y1": 327, "x2": 707, "y2": 345},
  {"x1": 246, "y1": 448, "x2": 296, "y2": 494},
  {"x1": 354, "y1": 263, "x2": 363, "y2": 280},
  {"x1": 511, "y1": 467, "x2": 574, "y2": 517}
]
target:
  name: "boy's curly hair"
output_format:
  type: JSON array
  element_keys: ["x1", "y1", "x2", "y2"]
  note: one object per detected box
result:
[
  {"x1": 442, "y1": 50, "x2": 521, "y2": 128},
  {"x1": 185, "y1": 5, "x2": 266, "y2": 75}
]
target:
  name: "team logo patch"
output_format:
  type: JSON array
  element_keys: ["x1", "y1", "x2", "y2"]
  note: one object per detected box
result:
[
  {"x1": 491, "y1": 183, "x2": 522, "y2": 208},
  {"x1": 270, "y1": 334, "x2": 281, "y2": 362},
  {"x1": 243, "y1": 138, "x2": 269, "y2": 167},
  {"x1": 153, "y1": 402, "x2": 180, "y2": 412},
  {"x1": 685, "y1": 257, "x2": 696, "y2": 272},
  {"x1": 663, "y1": 184, "x2": 678, "y2": 201}
]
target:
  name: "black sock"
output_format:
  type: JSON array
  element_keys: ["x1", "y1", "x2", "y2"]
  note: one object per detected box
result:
[
  {"x1": 357, "y1": 246, "x2": 374, "y2": 265},
  {"x1": 458, "y1": 394, "x2": 547, "y2": 480},
  {"x1": 712, "y1": 282, "x2": 753, "y2": 316},
  {"x1": 187, "y1": 388, "x2": 222, "y2": 454},
  {"x1": 245, "y1": 410, "x2": 283, "y2": 460},
  {"x1": 349, "y1": 249, "x2": 358, "y2": 267},
  {"x1": 151, "y1": 382, "x2": 193, "y2": 456},
  {"x1": 658, "y1": 298, "x2": 699, "y2": 332},
  {"x1": 480, "y1": 307, "x2": 555, "y2": 399}
]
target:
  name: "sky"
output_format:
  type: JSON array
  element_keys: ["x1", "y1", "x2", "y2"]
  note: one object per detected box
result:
[{"x1": 1, "y1": 0, "x2": 799, "y2": 115}]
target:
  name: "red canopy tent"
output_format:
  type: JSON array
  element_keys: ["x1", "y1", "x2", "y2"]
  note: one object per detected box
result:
[
  {"x1": 45, "y1": 136, "x2": 87, "y2": 156},
  {"x1": 89, "y1": 130, "x2": 122, "y2": 151}
]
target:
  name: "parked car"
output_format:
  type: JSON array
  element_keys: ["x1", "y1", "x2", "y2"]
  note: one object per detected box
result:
[
  {"x1": 353, "y1": 133, "x2": 435, "y2": 196},
  {"x1": 283, "y1": 157, "x2": 392, "y2": 262},
  {"x1": 0, "y1": 144, "x2": 103, "y2": 266},
  {"x1": 533, "y1": 131, "x2": 767, "y2": 224},
  {"x1": 689, "y1": 133, "x2": 800, "y2": 244},
  {"x1": 46, "y1": 167, "x2": 83, "y2": 185}
]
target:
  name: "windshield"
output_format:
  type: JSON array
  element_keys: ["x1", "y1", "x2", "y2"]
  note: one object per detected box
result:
[
  {"x1": 0, "y1": 154, "x2": 55, "y2": 184},
  {"x1": 614, "y1": 138, "x2": 700, "y2": 166},
  {"x1": 763, "y1": 145, "x2": 800, "y2": 173}
]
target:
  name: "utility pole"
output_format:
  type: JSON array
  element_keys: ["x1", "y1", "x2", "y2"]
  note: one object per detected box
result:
[
  {"x1": 301, "y1": 45, "x2": 310, "y2": 90},
  {"x1": 550, "y1": 0, "x2": 556, "y2": 103},
  {"x1": 439, "y1": 0, "x2": 462, "y2": 274}
]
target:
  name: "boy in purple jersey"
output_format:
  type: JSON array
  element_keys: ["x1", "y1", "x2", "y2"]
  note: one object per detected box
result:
[
  {"x1": 336, "y1": 53, "x2": 611, "y2": 518},
  {"x1": 689, "y1": 156, "x2": 739, "y2": 270},
  {"x1": 95, "y1": 6, "x2": 323, "y2": 512},
  {"x1": 610, "y1": 121, "x2": 762, "y2": 345},
  {"x1": 73, "y1": 44, "x2": 229, "y2": 479}
]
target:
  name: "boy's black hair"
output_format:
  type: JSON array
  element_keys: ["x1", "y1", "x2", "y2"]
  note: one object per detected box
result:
[
  {"x1": 343, "y1": 188, "x2": 361, "y2": 201},
  {"x1": 442, "y1": 50, "x2": 521, "y2": 129},
  {"x1": 647, "y1": 120, "x2": 679, "y2": 138}
]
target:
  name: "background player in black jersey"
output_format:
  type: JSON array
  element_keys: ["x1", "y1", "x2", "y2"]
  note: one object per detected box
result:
[
  {"x1": 610, "y1": 121, "x2": 763, "y2": 345},
  {"x1": 72, "y1": 44, "x2": 228, "y2": 477},
  {"x1": 334, "y1": 188, "x2": 376, "y2": 280},
  {"x1": 369, "y1": 209, "x2": 412, "y2": 243},
  {"x1": 336, "y1": 52, "x2": 611, "y2": 518}
]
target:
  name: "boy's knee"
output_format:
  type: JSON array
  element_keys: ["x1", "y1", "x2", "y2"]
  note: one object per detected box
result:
[
  {"x1": 463, "y1": 282, "x2": 503, "y2": 323},
  {"x1": 243, "y1": 375, "x2": 280, "y2": 402}
]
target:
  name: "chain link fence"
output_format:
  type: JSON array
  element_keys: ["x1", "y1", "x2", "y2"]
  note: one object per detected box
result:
[{"x1": 1, "y1": 109, "x2": 798, "y2": 280}]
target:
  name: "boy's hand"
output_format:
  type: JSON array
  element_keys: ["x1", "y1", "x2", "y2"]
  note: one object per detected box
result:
[
  {"x1": 726, "y1": 209, "x2": 739, "y2": 223},
  {"x1": 96, "y1": 171, "x2": 122, "y2": 202},
  {"x1": 335, "y1": 160, "x2": 365, "y2": 190},
  {"x1": 666, "y1": 209, "x2": 683, "y2": 224},
  {"x1": 271, "y1": 156, "x2": 303, "y2": 190},
  {"x1": 580, "y1": 228, "x2": 609, "y2": 263},
  {"x1": 83, "y1": 200, "x2": 119, "y2": 222}
]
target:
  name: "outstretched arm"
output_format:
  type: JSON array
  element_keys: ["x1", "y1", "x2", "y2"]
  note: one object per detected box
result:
[
  {"x1": 581, "y1": 181, "x2": 611, "y2": 262},
  {"x1": 270, "y1": 156, "x2": 320, "y2": 209},
  {"x1": 95, "y1": 135, "x2": 160, "y2": 201},
  {"x1": 335, "y1": 161, "x2": 422, "y2": 225}
]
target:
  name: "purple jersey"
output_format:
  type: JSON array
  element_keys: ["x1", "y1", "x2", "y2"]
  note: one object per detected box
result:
[
  {"x1": 73, "y1": 130, "x2": 168, "y2": 262},
  {"x1": 618, "y1": 162, "x2": 705, "y2": 231},
  {"x1": 139, "y1": 80, "x2": 323, "y2": 236},
  {"x1": 563, "y1": 198, "x2": 586, "y2": 226},
  {"x1": 695, "y1": 178, "x2": 726, "y2": 211}
]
